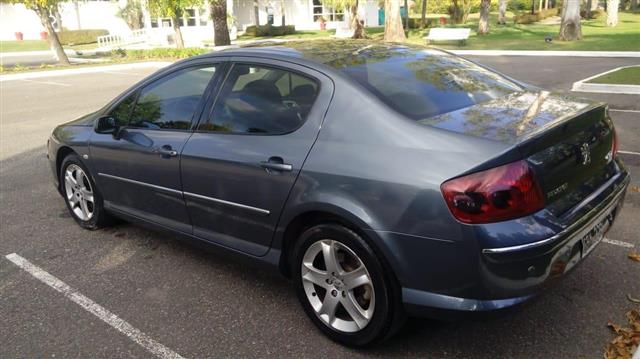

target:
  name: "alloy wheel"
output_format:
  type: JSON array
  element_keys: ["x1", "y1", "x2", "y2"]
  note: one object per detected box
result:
[
  {"x1": 301, "y1": 239, "x2": 375, "y2": 333},
  {"x1": 63, "y1": 164, "x2": 94, "y2": 221}
]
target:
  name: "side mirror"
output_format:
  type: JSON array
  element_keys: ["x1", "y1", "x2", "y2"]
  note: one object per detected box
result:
[{"x1": 95, "y1": 116, "x2": 119, "y2": 135}]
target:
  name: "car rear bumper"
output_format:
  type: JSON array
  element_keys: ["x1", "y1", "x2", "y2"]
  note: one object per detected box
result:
[{"x1": 385, "y1": 166, "x2": 630, "y2": 317}]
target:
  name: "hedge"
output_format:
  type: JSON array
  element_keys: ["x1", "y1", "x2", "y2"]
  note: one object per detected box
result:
[
  {"x1": 513, "y1": 8, "x2": 558, "y2": 24},
  {"x1": 244, "y1": 25, "x2": 296, "y2": 37},
  {"x1": 57, "y1": 29, "x2": 109, "y2": 45},
  {"x1": 110, "y1": 47, "x2": 209, "y2": 60}
]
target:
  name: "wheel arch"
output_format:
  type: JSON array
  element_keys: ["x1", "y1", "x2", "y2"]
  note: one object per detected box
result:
[
  {"x1": 56, "y1": 146, "x2": 77, "y2": 193},
  {"x1": 276, "y1": 206, "x2": 399, "y2": 288}
]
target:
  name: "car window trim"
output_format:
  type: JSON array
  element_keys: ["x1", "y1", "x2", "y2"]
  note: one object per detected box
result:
[
  {"x1": 193, "y1": 60, "x2": 322, "y2": 137},
  {"x1": 102, "y1": 59, "x2": 229, "y2": 133}
]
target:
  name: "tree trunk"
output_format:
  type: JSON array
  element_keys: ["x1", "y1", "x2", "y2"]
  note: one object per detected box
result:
[
  {"x1": 420, "y1": 0, "x2": 427, "y2": 27},
  {"x1": 35, "y1": 5, "x2": 69, "y2": 65},
  {"x1": 538, "y1": 0, "x2": 543, "y2": 11},
  {"x1": 210, "y1": 0, "x2": 231, "y2": 46},
  {"x1": 558, "y1": 0, "x2": 581, "y2": 40},
  {"x1": 254, "y1": 0, "x2": 260, "y2": 25},
  {"x1": 544, "y1": 0, "x2": 548, "y2": 9},
  {"x1": 404, "y1": 0, "x2": 409, "y2": 29},
  {"x1": 74, "y1": 0, "x2": 81, "y2": 29},
  {"x1": 631, "y1": 0, "x2": 638, "y2": 12},
  {"x1": 384, "y1": 0, "x2": 406, "y2": 41},
  {"x1": 498, "y1": 0, "x2": 507, "y2": 24},
  {"x1": 172, "y1": 17, "x2": 185, "y2": 48},
  {"x1": 586, "y1": 0, "x2": 592, "y2": 18},
  {"x1": 351, "y1": 0, "x2": 366, "y2": 38},
  {"x1": 477, "y1": 0, "x2": 490, "y2": 34},
  {"x1": 280, "y1": 0, "x2": 285, "y2": 25},
  {"x1": 606, "y1": 0, "x2": 619, "y2": 26}
]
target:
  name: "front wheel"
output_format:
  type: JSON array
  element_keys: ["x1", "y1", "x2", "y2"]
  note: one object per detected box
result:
[
  {"x1": 292, "y1": 224, "x2": 404, "y2": 346},
  {"x1": 60, "y1": 154, "x2": 112, "y2": 230}
]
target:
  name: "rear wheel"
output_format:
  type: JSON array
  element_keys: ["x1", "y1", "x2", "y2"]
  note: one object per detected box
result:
[
  {"x1": 60, "y1": 154, "x2": 112, "y2": 230},
  {"x1": 292, "y1": 224, "x2": 404, "y2": 346}
]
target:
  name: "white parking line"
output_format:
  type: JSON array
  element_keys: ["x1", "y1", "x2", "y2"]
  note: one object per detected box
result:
[
  {"x1": 4, "y1": 253, "x2": 185, "y2": 359},
  {"x1": 19, "y1": 78, "x2": 71, "y2": 87},
  {"x1": 610, "y1": 109, "x2": 640, "y2": 114},
  {"x1": 603, "y1": 238, "x2": 635, "y2": 248},
  {"x1": 619, "y1": 150, "x2": 640, "y2": 156}
]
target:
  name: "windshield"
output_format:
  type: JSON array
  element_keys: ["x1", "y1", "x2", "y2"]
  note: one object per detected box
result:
[{"x1": 329, "y1": 46, "x2": 522, "y2": 120}]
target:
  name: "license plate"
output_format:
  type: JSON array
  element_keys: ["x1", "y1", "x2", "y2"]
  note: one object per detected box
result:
[{"x1": 581, "y1": 212, "x2": 613, "y2": 258}]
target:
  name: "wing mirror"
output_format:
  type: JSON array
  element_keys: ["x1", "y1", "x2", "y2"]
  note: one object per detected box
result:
[{"x1": 95, "y1": 116, "x2": 119, "y2": 136}]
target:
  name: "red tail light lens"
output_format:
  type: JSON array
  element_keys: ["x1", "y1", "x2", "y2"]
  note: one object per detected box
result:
[{"x1": 441, "y1": 160, "x2": 545, "y2": 224}]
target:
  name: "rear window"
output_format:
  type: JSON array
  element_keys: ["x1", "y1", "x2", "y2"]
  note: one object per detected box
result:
[{"x1": 333, "y1": 47, "x2": 522, "y2": 120}]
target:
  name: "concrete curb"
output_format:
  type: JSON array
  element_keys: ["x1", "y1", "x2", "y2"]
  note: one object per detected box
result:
[
  {"x1": 449, "y1": 50, "x2": 640, "y2": 58},
  {"x1": 0, "y1": 61, "x2": 172, "y2": 82},
  {"x1": 572, "y1": 65, "x2": 640, "y2": 95}
]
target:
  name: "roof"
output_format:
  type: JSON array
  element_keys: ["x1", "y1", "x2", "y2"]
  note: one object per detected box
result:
[{"x1": 200, "y1": 40, "x2": 448, "y2": 70}]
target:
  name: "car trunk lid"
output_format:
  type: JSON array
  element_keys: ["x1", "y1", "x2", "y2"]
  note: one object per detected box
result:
[{"x1": 421, "y1": 91, "x2": 617, "y2": 217}]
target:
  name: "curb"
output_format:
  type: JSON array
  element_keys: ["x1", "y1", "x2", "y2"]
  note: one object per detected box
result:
[
  {"x1": 449, "y1": 50, "x2": 640, "y2": 58},
  {"x1": 572, "y1": 65, "x2": 640, "y2": 95},
  {"x1": 0, "y1": 61, "x2": 172, "y2": 82}
]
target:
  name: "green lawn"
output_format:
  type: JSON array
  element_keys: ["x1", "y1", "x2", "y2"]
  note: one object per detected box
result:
[
  {"x1": 251, "y1": 11, "x2": 639, "y2": 51},
  {"x1": 0, "y1": 40, "x2": 99, "y2": 53},
  {"x1": 587, "y1": 66, "x2": 640, "y2": 85},
  {"x1": 400, "y1": 11, "x2": 640, "y2": 51},
  {"x1": 0, "y1": 40, "x2": 49, "y2": 52}
]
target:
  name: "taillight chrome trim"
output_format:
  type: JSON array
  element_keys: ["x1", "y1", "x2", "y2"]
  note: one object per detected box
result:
[{"x1": 482, "y1": 172, "x2": 628, "y2": 254}]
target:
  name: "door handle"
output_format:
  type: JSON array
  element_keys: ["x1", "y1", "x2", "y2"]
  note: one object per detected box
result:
[
  {"x1": 154, "y1": 145, "x2": 178, "y2": 158},
  {"x1": 260, "y1": 157, "x2": 292, "y2": 173}
]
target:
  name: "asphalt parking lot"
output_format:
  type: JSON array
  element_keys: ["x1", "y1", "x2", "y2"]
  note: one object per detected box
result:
[{"x1": 1, "y1": 56, "x2": 639, "y2": 358}]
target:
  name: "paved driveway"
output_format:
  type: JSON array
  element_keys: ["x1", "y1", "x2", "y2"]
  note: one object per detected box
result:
[{"x1": 1, "y1": 56, "x2": 638, "y2": 358}]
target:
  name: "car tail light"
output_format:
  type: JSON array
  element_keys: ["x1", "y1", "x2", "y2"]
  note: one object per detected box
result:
[{"x1": 441, "y1": 160, "x2": 545, "y2": 224}]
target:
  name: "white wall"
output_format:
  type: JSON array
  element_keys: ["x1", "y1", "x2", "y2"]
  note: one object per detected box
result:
[{"x1": 0, "y1": 1, "x2": 130, "y2": 41}]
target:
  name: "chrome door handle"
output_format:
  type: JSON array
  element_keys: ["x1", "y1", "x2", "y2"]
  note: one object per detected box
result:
[
  {"x1": 260, "y1": 162, "x2": 293, "y2": 172},
  {"x1": 155, "y1": 146, "x2": 177, "y2": 157}
]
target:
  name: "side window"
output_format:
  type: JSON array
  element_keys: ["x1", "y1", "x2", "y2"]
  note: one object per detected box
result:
[
  {"x1": 108, "y1": 91, "x2": 138, "y2": 126},
  {"x1": 129, "y1": 65, "x2": 217, "y2": 130},
  {"x1": 198, "y1": 64, "x2": 319, "y2": 134}
]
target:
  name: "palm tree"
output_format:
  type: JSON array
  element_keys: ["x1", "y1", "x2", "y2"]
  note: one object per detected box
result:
[
  {"x1": 210, "y1": 0, "x2": 231, "y2": 46},
  {"x1": 558, "y1": 0, "x2": 581, "y2": 41},
  {"x1": 384, "y1": 0, "x2": 406, "y2": 41},
  {"x1": 477, "y1": 0, "x2": 491, "y2": 34},
  {"x1": 606, "y1": 0, "x2": 620, "y2": 26}
]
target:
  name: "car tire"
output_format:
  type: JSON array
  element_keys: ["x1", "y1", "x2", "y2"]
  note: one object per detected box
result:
[
  {"x1": 60, "y1": 154, "x2": 112, "y2": 230},
  {"x1": 292, "y1": 223, "x2": 405, "y2": 346}
]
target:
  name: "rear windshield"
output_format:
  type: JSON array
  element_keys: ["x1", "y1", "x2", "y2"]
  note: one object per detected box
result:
[{"x1": 332, "y1": 46, "x2": 522, "y2": 120}]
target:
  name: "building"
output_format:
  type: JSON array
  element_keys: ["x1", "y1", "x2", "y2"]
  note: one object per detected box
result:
[{"x1": 1, "y1": 0, "x2": 380, "y2": 44}]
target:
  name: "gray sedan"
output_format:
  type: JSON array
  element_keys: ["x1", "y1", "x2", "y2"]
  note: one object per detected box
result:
[{"x1": 47, "y1": 40, "x2": 630, "y2": 346}]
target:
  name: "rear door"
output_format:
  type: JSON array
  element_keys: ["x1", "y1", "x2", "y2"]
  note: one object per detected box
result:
[
  {"x1": 90, "y1": 62, "x2": 222, "y2": 232},
  {"x1": 180, "y1": 59, "x2": 333, "y2": 255}
]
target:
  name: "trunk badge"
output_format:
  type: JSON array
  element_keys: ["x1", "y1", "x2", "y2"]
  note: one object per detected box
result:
[{"x1": 579, "y1": 143, "x2": 591, "y2": 166}]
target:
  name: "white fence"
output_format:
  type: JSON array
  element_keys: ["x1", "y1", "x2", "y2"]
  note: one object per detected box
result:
[{"x1": 97, "y1": 29, "x2": 149, "y2": 49}]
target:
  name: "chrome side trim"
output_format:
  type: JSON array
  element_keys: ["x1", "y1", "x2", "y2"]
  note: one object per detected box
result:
[
  {"x1": 183, "y1": 191, "x2": 270, "y2": 215},
  {"x1": 97, "y1": 173, "x2": 182, "y2": 195},
  {"x1": 482, "y1": 173, "x2": 628, "y2": 254}
]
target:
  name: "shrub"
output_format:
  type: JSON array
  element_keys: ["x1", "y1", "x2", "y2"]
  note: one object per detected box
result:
[
  {"x1": 508, "y1": 0, "x2": 531, "y2": 11},
  {"x1": 110, "y1": 47, "x2": 209, "y2": 60},
  {"x1": 58, "y1": 29, "x2": 109, "y2": 45},
  {"x1": 244, "y1": 25, "x2": 296, "y2": 37},
  {"x1": 407, "y1": 18, "x2": 435, "y2": 29},
  {"x1": 513, "y1": 8, "x2": 558, "y2": 24}
]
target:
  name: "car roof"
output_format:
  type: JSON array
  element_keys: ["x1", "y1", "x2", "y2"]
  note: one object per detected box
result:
[{"x1": 189, "y1": 40, "x2": 450, "y2": 71}]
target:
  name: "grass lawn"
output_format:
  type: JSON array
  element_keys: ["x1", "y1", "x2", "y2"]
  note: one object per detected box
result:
[
  {"x1": 0, "y1": 40, "x2": 99, "y2": 53},
  {"x1": 587, "y1": 66, "x2": 640, "y2": 85},
  {"x1": 0, "y1": 40, "x2": 49, "y2": 52},
  {"x1": 251, "y1": 11, "x2": 639, "y2": 51},
  {"x1": 400, "y1": 11, "x2": 640, "y2": 51}
]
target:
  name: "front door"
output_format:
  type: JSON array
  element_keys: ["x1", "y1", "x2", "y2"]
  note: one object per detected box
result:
[
  {"x1": 90, "y1": 63, "x2": 220, "y2": 233},
  {"x1": 180, "y1": 60, "x2": 333, "y2": 255}
]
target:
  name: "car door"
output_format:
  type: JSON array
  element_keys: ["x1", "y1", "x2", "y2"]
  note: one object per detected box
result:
[
  {"x1": 180, "y1": 59, "x2": 334, "y2": 256},
  {"x1": 90, "y1": 62, "x2": 222, "y2": 233}
]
